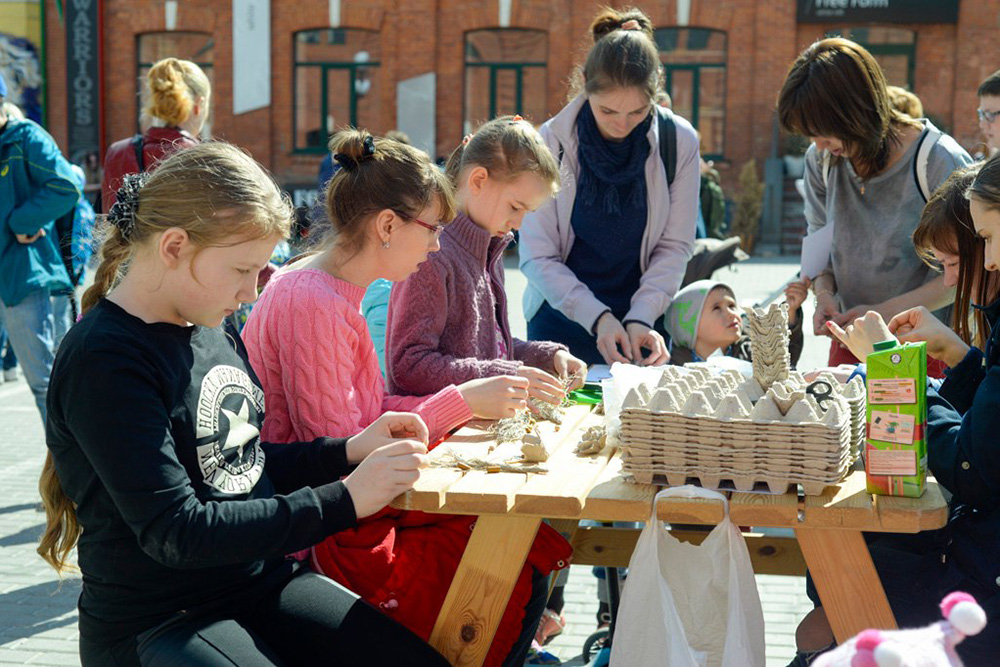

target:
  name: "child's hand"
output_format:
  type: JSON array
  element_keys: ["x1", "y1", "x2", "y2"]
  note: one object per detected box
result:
[
  {"x1": 784, "y1": 279, "x2": 809, "y2": 325},
  {"x1": 342, "y1": 440, "x2": 428, "y2": 519},
  {"x1": 594, "y1": 312, "x2": 632, "y2": 364},
  {"x1": 888, "y1": 306, "x2": 971, "y2": 368},
  {"x1": 458, "y1": 376, "x2": 530, "y2": 419},
  {"x1": 826, "y1": 310, "x2": 896, "y2": 361},
  {"x1": 517, "y1": 366, "x2": 566, "y2": 406},
  {"x1": 624, "y1": 322, "x2": 669, "y2": 366},
  {"x1": 345, "y1": 412, "x2": 429, "y2": 464},
  {"x1": 552, "y1": 350, "x2": 587, "y2": 391}
]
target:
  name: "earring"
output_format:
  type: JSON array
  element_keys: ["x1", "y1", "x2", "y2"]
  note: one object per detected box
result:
[{"x1": 382, "y1": 240, "x2": 390, "y2": 249}]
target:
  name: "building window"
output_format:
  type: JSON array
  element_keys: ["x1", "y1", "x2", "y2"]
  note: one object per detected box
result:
[
  {"x1": 136, "y1": 32, "x2": 215, "y2": 135},
  {"x1": 826, "y1": 27, "x2": 916, "y2": 91},
  {"x1": 464, "y1": 29, "x2": 547, "y2": 134},
  {"x1": 655, "y1": 27, "x2": 727, "y2": 160},
  {"x1": 293, "y1": 28, "x2": 382, "y2": 153}
]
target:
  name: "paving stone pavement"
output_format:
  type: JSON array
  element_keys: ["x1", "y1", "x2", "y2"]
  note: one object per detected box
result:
[{"x1": 0, "y1": 255, "x2": 818, "y2": 665}]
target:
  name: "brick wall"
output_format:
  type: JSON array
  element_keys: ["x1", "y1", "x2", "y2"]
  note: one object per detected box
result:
[{"x1": 37, "y1": 0, "x2": 1000, "y2": 195}]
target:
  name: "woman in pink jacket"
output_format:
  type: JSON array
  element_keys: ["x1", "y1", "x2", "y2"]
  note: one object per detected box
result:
[
  {"x1": 242, "y1": 130, "x2": 570, "y2": 666},
  {"x1": 518, "y1": 7, "x2": 700, "y2": 367}
]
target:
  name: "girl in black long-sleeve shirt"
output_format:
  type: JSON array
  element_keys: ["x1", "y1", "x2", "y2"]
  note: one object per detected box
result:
[{"x1": 38, "y1": 143, "x2": 449, "y2": 667}]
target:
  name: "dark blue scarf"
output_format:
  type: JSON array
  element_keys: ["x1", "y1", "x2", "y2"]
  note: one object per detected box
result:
[{"x1": 575, "y1": 101, "x2": 653, "y2": 215}]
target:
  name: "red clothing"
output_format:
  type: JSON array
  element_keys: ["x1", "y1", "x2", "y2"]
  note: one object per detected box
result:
[
  {"x1": 242, "y1": 268, "x2": 571, "y2": 664},
  {"x1": 101, "y1": 127, "x2": 199, "y2": 211}
]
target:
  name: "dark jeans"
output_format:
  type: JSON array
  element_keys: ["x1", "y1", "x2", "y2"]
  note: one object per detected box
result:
[
  {"x1": 527, "y1": 301, "x2": 670, "y2": 366},
  {"x1": 0, "y1": 326, "x2": 16, "y2": 371},
  {"x1": 805, "y1": 529, "x2": 1000, "y2": 663},
  {"x1": 78, "y1": 565, "x2": 449, "y2": 666}
]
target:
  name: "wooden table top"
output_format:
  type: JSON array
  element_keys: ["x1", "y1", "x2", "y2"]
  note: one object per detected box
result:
[{"x1": 391, "y1": 404, "x2": 949, "y2": 534}]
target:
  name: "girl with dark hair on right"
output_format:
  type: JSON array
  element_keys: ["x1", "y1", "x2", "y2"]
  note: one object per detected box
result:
[
  {"x1": 777, "y1": 38, "x2": 972, "y2": 375},
  {"x1": 912, "y1": 165, "x2": 1000, "y2": 352},
  {"x1": 797, "y1": 151, "x2": 1000, "y2": 667},
  {"x1": 519, "y1": 6, "x2": 701, "y2": 368}
]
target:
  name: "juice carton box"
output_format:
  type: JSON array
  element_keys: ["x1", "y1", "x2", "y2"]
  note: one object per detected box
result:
[{"x1": 864, "y1": 340, "x2": 927, "y2": 497}]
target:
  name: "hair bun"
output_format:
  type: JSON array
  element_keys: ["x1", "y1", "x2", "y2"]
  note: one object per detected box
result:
[{"x1": 331, "y1": 131, "x2": 377, "y2": 171}]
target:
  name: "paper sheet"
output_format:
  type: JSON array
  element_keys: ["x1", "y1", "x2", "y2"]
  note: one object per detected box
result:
[
  {"x1": 586, "y1": 364, "x2": 612, "y2": 382},
  {"x1": 800, "y1": 223, "x2": 834, "y2": 279}
]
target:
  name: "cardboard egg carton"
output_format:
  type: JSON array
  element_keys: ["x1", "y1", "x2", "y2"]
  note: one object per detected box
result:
[
  {"x1": 746, "y1": 303, "x2": 792, "y2": 389},
  {"x1": 618, "y1": 365, "x2": 866, "y2": 495}
]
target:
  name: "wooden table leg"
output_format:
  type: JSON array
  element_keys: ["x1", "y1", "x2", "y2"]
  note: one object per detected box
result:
[
  {"x1": 795, "y1": 527, "x2": 897, "y2": 642},
  {"x1": 429, "y1": 515, "x2": 541, "y2": 666}
]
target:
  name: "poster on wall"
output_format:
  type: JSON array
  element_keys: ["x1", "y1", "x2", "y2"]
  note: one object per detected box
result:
[
  {"x1": 797, "y1": 0, "x2": 960, "y2": 24},
  {"x1": 0, "y1": 0, "x2": 45, "y2": 124},
  {"x1": 233, "y1": 0, "x2": 270, "y2": 114},
  {"x1": 65, "y1": 0, "x2": 103, "y2": 163}
]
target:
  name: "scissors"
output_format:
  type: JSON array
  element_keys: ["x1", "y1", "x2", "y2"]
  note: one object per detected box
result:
[{"x1": 806, "y1": 380, "x2": 835, "y2": 411}]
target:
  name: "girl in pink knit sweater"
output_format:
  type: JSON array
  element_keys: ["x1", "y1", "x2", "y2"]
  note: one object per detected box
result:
[
  {"x1": 386, "y1": 116, "x2": 587, "y2": 406},
  {"x1": 242, "y1": 131, "x2": 571, "y2": 666}
]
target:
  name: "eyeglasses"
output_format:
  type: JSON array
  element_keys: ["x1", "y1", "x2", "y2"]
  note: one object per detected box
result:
[
  {"x1": 978, "y1": 108, "x2": 1000, "y2": 124},
  {"x1": 393, "y1": 211, "x2": 445, "y2": 238}
]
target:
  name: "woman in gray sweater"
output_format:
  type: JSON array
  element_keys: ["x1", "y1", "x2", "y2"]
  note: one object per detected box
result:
[{"x1": 778, "y1": 38, "x2": 971, "y2": 375}]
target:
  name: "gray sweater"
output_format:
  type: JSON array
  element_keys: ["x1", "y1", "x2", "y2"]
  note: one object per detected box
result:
[{"x1": 803, "y1": 120, "x2": 972, "y2": 312}]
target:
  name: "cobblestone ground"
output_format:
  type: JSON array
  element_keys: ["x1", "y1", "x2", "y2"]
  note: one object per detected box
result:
[{"x1": 0, "y1": 255, "x2": 818, "y2": 665}]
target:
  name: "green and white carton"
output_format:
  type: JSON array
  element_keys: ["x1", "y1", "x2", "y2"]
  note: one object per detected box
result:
[{"x1": 864, "y1": 340, "x2": 927, "y2": 498}]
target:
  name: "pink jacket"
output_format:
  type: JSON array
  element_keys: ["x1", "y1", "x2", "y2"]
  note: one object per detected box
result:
[
  {"x1": 386, "y1": 213, "x2": 565, "y2": 396},
  {"x1": 242, "y1": 268, "x2": 472, "y2": 445}
]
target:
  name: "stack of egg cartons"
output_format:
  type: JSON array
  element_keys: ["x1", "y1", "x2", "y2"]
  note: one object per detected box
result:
[
  {"x1": 618, "y1": 365, "x2": 866, "y2": 495},
  {"x1": 746, "y1": 302, "x2": 791, "y2": 390}
]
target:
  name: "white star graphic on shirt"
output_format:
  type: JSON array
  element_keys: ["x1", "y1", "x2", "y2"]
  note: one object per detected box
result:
[{"x1": 219, "y1": 400, "x2": 260, "y2": 460}]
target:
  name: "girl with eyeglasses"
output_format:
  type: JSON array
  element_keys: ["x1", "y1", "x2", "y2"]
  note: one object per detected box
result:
[{"x1": 241, "y1": 129, "x2": 571, "y2": 667}]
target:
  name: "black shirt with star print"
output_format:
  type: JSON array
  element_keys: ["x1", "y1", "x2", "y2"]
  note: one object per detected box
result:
[{"x1": 46, "y1": 298, "x2": 358, "y2": 642}]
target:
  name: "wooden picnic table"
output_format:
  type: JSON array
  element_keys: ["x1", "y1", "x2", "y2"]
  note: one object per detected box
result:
[{"x1": 390, "y1": 404, "x2": 949, "y2": 666}]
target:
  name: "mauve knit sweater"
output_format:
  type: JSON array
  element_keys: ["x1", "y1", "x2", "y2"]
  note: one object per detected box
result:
[
  {"x1": 386, "y1": 213, "x2": 566, "y2": 396},
  {"x1": 242, "y1": 268, "x2": 472, "y2": 446}
]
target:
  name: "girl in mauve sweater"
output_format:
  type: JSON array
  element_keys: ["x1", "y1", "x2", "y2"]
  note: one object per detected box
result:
[
  {"x1": 386, "y1": 116, "x2": 587, "y2": 403},
  {"x1": 242, "y1": 130, "x2": 570, "y2": 666}
]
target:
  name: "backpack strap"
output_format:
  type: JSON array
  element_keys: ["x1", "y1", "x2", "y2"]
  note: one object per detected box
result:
[
  {"x1": 657, "y1": 106, "x2": 677, "y2": 187},
  {"x1": 913, "y1": 124, "x2": 942, "y2": 203},
  {"x1": 131, "y1": 133, "x2": 146, "y2": 173},
  {"x1": 821, "y1": 150, "x2": 832, "y2": 191}
]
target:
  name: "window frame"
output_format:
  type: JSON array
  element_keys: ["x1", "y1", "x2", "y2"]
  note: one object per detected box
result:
[
  {"x1": 655, "y1": 27, "x2": 728, "y2": 162},
  {"x1": 292, "y1": 28, "x2": 382, "y2": 155},
  {"x1": 463, "y1": 28, "x2": 548, "y2": 133}
]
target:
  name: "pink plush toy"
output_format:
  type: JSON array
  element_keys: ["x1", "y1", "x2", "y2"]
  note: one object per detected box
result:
[{"x1": 813, "y1": 593, "x2": 987, "y2": 667}]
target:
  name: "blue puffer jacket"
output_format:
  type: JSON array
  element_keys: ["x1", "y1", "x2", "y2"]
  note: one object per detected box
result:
[
  {"x1": 927, "y1": 295, "x2": 1000, "y2": 595},
  {"x1": 0, "y1": 118, "x2": 79, "y2": 306}
]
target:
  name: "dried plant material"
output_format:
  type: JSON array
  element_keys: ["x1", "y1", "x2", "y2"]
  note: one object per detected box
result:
[
  {"x1": 575, "y1": 424, "x2": 608, "y2": 455},
  {"x1": 530, "y1": 398, "x2": 564, "y2": 424},
  {"x1": 430, "y1": 450, "x2": 548, "y2": 474},
  {"x1": 494, "y1": 412, "x2": 536, "y2": 445}
]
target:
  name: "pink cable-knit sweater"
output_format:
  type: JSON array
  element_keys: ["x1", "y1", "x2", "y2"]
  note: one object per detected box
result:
[
  {"x1": 242, "y1": 268, "x2": 472, "y2": 445},
  {"x1": 386, "y1": 213, "x2": 566, "y2": 396}
]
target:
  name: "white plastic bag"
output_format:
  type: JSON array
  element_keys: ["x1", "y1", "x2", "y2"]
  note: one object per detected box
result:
[{"x1": 609, "y1": 486, "x2": 766, "y2": 667}]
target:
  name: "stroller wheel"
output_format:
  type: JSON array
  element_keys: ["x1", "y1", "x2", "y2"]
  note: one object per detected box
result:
[{"x1": 582, "y1": 628, "x2": 609, "y2": 662}]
